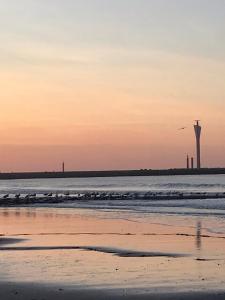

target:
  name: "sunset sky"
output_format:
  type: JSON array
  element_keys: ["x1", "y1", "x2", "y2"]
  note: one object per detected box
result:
[{"x1": 0, "y1": 0, "x2": 225, "y2": 171}]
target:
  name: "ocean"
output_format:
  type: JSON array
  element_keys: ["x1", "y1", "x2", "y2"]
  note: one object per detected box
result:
[{"x1": 1, "y1": 174, "x2": 225, "y2": 218}]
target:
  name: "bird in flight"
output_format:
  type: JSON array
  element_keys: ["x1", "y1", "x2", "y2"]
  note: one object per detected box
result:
[{"x1": 178, "y1": 127, "x2": 186, "y2": 130}]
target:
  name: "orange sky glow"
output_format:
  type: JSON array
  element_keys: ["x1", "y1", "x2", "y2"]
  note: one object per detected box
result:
[{"x1": 0, "y1": 1, "x2": 225, "y2": 171}]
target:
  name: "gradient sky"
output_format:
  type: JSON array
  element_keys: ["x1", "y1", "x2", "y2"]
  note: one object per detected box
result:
[{"x1": 0, "y1": 0, "x2": 225, "y2": 171}]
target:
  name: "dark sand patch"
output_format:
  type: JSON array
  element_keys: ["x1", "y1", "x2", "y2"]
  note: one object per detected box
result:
[
  {"x1": 0, "y1": 282, "x2": 225, "y2": 300},
  {"x1": 0, "y1": 244, "x2": 189, "y2": 258},
  {"x1": 0, "y1": 237, "x2": 25, "y2": 246}
]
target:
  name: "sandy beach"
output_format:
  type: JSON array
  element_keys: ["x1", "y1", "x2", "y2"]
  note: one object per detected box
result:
[{"x1": 1, "y1": 207, "x2": 225, "y2": 299}]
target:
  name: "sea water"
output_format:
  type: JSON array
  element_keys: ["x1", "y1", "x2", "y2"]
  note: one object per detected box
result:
[{"x1": 0, "y1": 175, "x2": 225, "y2": 218}]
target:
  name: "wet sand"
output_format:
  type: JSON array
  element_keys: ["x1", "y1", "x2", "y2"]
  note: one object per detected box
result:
[
  {"x1": 1, "y1": 208, "x2": 225, "y2": 299},
  {"x1": 1, "y1": 281, "x2": 225, "y2": 300}
]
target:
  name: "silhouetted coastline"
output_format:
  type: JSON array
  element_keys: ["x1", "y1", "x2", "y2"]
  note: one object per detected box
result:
[{"x1": 1, "y1": 168, "x2": 225, "y2": 180}]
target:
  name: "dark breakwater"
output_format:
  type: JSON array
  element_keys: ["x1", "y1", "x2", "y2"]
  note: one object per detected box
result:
[{"x1": 1, "y1": 168, "x2": 225, "y2": 180}]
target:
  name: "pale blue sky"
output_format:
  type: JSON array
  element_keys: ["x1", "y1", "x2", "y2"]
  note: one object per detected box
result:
[{"x1": 1, "y1": 0, "x2": 225, "y2": 63}]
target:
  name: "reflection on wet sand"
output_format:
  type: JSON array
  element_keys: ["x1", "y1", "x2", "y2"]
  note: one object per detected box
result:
[
  {"x1": 196, "y1": 220, "x2": 202, "y2": 252},
  {"x1": 2, "y1": 209, "x2": 9, "y2": 217}
]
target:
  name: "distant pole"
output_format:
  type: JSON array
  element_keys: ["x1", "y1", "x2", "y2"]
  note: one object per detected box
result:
[
  {"x1": 191, "y1": 157, "x2": 194, "y2": 169},
  {"x1": 62, "y1": 162, "x2": 65, "y2": 173},
  {"x1": 194, "y1": 120, "x2": 202, "y2": 169},
  {"x1": 186, "y1": 155, "x2": 190, "y2": 169}
]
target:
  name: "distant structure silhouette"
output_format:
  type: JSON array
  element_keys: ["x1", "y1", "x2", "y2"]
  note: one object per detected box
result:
[
  {"x1": 194, "y1": 120, "x2": 202, "y2": 169},
  {"x1": 191, "y1": 157, "x2": 194, "y2": 169},
  {"x1": 186, "y1": 155, "x2": 190, "y2": 169},
  {"x1": 62, "y1": 162, "x2": 65, "y2": 173}
]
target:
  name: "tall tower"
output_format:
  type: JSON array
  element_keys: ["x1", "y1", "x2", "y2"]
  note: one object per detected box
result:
[{"x1": 194, "y1": 120, "x2": 201, "y2": 169}]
